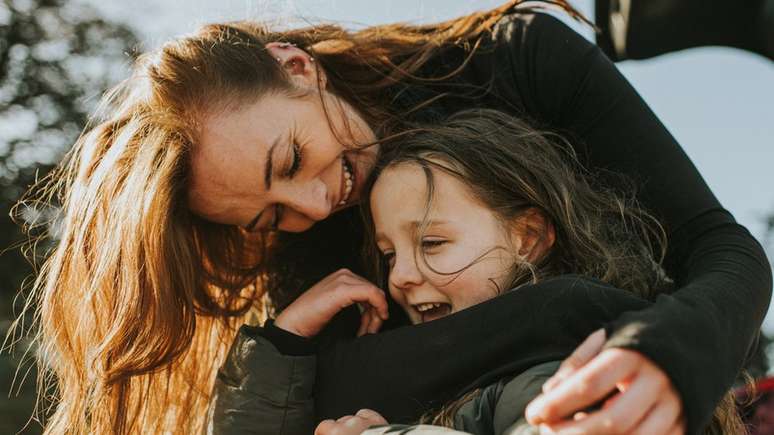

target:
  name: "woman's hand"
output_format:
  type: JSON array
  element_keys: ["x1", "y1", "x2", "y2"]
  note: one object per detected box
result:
[
  {"x1": 274, "y1": 268, "x2": 389, "y2": 338},
  {"x1": 525, "y1": 329, "x2": 686, "y2": 434},
  {"x1": 315, "y1": 409, "x2": 388, "y2": 435}
]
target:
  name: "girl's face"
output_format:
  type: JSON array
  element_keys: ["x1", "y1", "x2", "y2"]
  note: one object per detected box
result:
[{"x1": 371, "y1": 163, "x2": 522, "y2": 324}]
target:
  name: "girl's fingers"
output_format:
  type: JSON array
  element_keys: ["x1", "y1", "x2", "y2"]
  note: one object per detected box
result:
[
  {"x1": 315, "y1": 419, "x2": 336, "y2": 435},
  {"x1": 366, "y1": 307, "x2": 383, "y2": 334},
  {"x1": 357, "y1": 309, "x2": 372, "y2": 337},
  {"x1": 543, "y1": 329, "x2": 606, "y2": 393},
  {"x1": 336, "y1": 415, "x2": 355, "y2": 423},
  {"x1": 356, "y1": 408, "x2": 388, "y2": 424},
  {"x1": 336, "y1": 284, "x2": 389, "y2": 320},
  {"x1": 526, "y1": 349, "x2": 638, "y2": 425}
]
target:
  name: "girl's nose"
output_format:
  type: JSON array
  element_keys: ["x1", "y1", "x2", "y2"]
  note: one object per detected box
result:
[{"x1": 389, "y1": 252, "x2": 424, "y2": 290}]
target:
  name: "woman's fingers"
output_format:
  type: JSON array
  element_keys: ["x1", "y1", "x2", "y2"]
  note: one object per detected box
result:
[
  {"x1": 543, "y1": 329, "x2": 606, "y2": 393},
  {"x1": 539, "y1": 370, "x2": 662, "y2": 434},
  {"x1": 526, "y1": 349, "x2": 638, "y2": 424},
  {"x1": 630, "y1": 394, "x2": 683, "y2": 435}
]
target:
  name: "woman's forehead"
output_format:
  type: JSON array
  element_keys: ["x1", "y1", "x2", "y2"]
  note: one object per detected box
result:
[{"x1": 188, "y1": 98, "x2": 289, "y2": 223}]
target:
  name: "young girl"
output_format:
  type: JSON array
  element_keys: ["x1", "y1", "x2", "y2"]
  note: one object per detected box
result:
[{"x1": 210, "y1": 109, "x2": 744, "y2": 434}]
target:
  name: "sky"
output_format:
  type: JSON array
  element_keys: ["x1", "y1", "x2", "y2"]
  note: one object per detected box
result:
[{"x1": 77, "y1": 0, "x2": 774, "y2": 329}]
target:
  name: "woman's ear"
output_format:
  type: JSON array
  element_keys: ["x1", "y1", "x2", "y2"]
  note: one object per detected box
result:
[
  {"x1": 265, "y1": 42, "x2": 327, "y2": 90},
  {"x1": 511, "y1": 208, "x2": 555, "y2": 263}
]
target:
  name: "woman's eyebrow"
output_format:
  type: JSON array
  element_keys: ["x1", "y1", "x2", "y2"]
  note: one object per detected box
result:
[{"x1": 245, "y1": 135, "x2": 283, "y2": 230}]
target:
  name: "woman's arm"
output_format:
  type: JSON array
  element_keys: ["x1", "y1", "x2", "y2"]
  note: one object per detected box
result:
[
  {"x1": 494, "y1": 11, "x2": 772, "y2": 433},
  {"x1": 317, "y1": 361, "x2": 560, "y2": 435},
  {"x1": 315, "y1": 276, "x2": 650, "y2": 421}
]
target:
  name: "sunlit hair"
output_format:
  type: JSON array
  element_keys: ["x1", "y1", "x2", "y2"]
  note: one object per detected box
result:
[
  {"x1": 360, "y1": 109, "x2": 744, "y2": 434},
  {"x1": 7, "y1": 2, "x2": 587, "y2": 433}
]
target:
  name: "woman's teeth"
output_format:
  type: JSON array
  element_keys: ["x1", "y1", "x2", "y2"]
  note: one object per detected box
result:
[{"x1": 339, "y1": 157, "x2": 354, "y2": 206}]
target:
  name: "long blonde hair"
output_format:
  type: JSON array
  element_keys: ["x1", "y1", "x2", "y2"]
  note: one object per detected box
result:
[{"x1": 8, "y1": 2, "x2": 586, "y2": 433}]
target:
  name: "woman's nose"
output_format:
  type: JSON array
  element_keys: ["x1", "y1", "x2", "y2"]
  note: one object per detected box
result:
[
  {"x1": 389, "y1": 252, "x2": 424, "y2": 290},
  {"x1": 280, "y1": 180, "x2": 332, "y2": 231}
]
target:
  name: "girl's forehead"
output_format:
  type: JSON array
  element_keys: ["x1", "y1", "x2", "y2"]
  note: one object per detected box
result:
[{"x1": 371, "y1": 162, "x2": 480, "y2": 221}]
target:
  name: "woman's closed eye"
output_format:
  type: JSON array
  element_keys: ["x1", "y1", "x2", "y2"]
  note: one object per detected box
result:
[{"x1": 284, "y1": 142, "x2": 303, "y2": 178}]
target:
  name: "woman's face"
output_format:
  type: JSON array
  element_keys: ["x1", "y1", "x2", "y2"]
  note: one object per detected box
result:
[
  {"x1": 188, "y1": 90, "x2": 378, "y2": 232},
  {"x1": 370, "y1": 163, "x2": 521, "y2": 324}
]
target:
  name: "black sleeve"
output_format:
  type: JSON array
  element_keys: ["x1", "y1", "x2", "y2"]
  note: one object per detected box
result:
[
  {"x1": 258, "y1": 319, "x2": 317, "y2": 356},
  {"x1": 496, "y1": 12, "x2": 772, "y2": 434},
  {"x1": 315, "y1": 276, "x2": 651, "y2": 423}
]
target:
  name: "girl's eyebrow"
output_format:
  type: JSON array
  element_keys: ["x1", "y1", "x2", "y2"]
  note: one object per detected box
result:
[
  {"x1": 375, "y1": 219, "x2": 451, "y2": 240},
  {"x1": 403, "y1": 219, "x2": 450, "y2": 231}
]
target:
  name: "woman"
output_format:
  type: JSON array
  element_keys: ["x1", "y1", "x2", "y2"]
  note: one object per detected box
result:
[{"x1": 17, "y1": 1, "x2": 770, "y2": 434}]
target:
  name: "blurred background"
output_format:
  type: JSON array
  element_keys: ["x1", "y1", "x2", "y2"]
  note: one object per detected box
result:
[{"x1": 1, "y1": 0, "x2": 772, "y2": 432}]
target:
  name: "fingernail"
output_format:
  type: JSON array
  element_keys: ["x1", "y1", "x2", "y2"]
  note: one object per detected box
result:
[
  {"x1": 525, "y1": 399, "x2": 545, "y2": 424},
  {"x1": 542, "y1": 376, "x2": 560, "y2": 392}
]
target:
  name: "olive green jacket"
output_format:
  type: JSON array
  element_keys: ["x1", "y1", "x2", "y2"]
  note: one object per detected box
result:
[
  {"x1": 206, "y1": 326, "x2": 316, "y2": 435},
  {"x1": 206, "y1": 324, "x2": 557, "y2": 435},
  {"x1": 362, "y1": 361, "x2": 559, "y2": 435}
]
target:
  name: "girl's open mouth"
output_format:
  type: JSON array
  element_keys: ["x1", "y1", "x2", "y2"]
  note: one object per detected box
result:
[{"x1": 414, "y1": 302, "x2": 452, "y2": 323}]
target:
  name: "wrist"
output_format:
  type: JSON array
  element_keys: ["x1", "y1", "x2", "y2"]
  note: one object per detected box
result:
[
  {"x1": 274, "y1": 312, "x2": 311, "y2": 338},
  {"x1": 261, "y1": 318, "x2": 317, "y2": 356}
]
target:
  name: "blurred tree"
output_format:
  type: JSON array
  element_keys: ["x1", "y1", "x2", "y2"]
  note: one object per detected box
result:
[{"x1": 0, "y1": 0, "x2": 138, "y2": 432}]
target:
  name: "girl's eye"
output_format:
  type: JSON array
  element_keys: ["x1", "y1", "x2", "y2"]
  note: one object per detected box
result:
[
  {"x1": 381, "y1": 251, "x2": 395, "y2": 267},
  {"x1": 286, "y1": 143, "x2": 303, "y2": 178},
  {"x1": 421, "y1": 239, "x2": 447, "y2": 250}
]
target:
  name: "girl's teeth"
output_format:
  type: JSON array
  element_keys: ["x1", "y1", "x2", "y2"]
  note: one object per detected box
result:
[{"x1": 416, "y1": 303, "x2": 443, "y2": 312}]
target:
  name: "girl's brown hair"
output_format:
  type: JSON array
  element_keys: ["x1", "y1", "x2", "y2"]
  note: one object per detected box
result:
[
  {"x1": 360, "y1": 109, "x2": 744, "y2": 434},
  {"x1": 362, "y1": 109, "x2": 669, "y2": 300},
  {"x1": 8, "y1": 2, "x2": 587, "y2": 433}
]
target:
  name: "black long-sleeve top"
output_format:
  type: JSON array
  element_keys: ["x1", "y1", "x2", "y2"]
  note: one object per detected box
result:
[{"x1": 263, "y1": 11, "x2": 771, "y2": 435}]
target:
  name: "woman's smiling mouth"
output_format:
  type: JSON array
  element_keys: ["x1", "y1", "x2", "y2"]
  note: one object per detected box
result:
[{"x1": 338, "y1": 155, "x2": 354, "y2": 206}]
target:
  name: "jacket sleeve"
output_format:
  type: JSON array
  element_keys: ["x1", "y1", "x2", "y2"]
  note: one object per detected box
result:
[
  {"x1": 360, "y1": 362, "x2": 559, "y2": 435},
  {"x1": 495, "y1": 12, "x2": 772, "y2": 434},
  {"x1": 490, "y1": 362, "x2": 559, "y2": 435},
  {"x1": 362, "y1": 426, "x2": 471, "y2": 434},
  {"x1": 205, "y1": 324, "x2": 316, "y2": 435}
]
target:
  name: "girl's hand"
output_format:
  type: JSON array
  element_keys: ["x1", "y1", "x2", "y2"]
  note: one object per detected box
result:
[
  {"x1": 274, "y1": 268, "x2": 389, "y2": 338},
  {"x1": 315, "y1": 409, "x2": 388, "y2": 435},
  {"x1": 525, "y1": 329, "x2": 686, "y2": 434}
]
